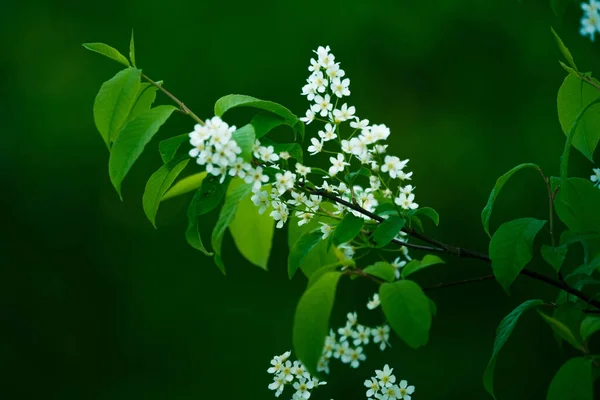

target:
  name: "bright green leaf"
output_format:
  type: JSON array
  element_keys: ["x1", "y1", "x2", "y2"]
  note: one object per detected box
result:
[
  {"x1": 82, "y1": 42, "x2": 130, "y2": 67},
  {"x1": 372, "y1": 216, "x2": 406, "y2": 248},
  {"x1": 581, "y1": 316, "x2": 600, "y2": 342},
  {"x1": 379, "y1": 280, "x2": 432, "y2": 348},
  {"x1": 162, "y1": 172, "x2": 207, "y2": 201},
  {"x1": 129, "y1": 30, "x2": 136, "y2": 67},
  {"x1": 409, "y1": 207, "x2": 440, "y2": 226},
  {"x1": 260, "y1": 137, "x2": 304, "y2": 163},
  {"x1": 129, "y1": 83, "x2": 158, "y2": 121},
  {"x1": 159, "y1": 134, "x2": 188, "y2": 164},
  {"x1": 489, "y1": 218, "x2": 546, "y2": 292},
  {"x1": 538, "y1": 311, "x2": 586, "y2": 352},
  {"x1": 541, "y1": 245, "x2": 568, "y2": 273},
  {"x1": 93, "y1": 67, "x2": 142, "y2": 147},
  {"x1": 289, "y1": 231, "x2": 324, "y2": 279},
  {"x1": 142, "y1": 156, "x2": 189, "y2": 228},
  {"x1": 401, "y1": 255, "x2": 445, "y2": 278},
  {"x1": 483, "y1": 299, "x2": 544, "y2": 399},
  {"x1": 332, "y1": 214, "x2": 364, "y2": 246},
  {"x1": 363, "y1": 262, "x2": 395, "y2": 282},
  {"x1": 481, "y1": 163, "x2": 541, "y2": 237},
  {"x1": 232, "y1": 124, "x2": 256, "y2": 161},
  {"x1": 185, "y1": 175, "x2": 230, "y2": 255},
  {"x1": 547, "y1": 357, "x2": 593, "y2": 400},
  {"x1": 551, "y1": 27, "x2": 578, "y2": 72},
  {"x1": 293, "y1": 271, "x2": 342, "y2": 375},
  {"x1": 109, "y1": 105, "x2": 176, "y2": 198}
]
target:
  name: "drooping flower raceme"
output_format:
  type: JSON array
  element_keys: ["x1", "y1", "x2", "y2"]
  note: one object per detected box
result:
[
  {"x1": 267, "y1": 351, "x2": 326, "y2": 398},
  {"x1": 580, "y1": 0, "x2": 600, "y2": 41}
]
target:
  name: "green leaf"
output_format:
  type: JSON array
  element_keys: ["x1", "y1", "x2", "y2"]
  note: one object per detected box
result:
[
  {"x1": 401, "y1": 255, "x2": 445, "y2": 278},
  {"x1": 408, "y1": 207, "x2": 440, "y2": 226},
  {"x1": 214, "y1": 94, "x2": 303, "y2": 140},
  {"x1": 211, "y1": 182, "x2": 253, "y2": 274},
  {"x1": 559, "y1": 61, "x2": 578, "y2": 77},
  {"x1": 379, "y1": 280, "x2": 431, "y2": 348},
  {"x1": 259, "y1": 137, "x2": 304, "y2": 163},
  {"x1": 346, "y1": 167, "x2": 371, "y2": 184},
  {"x1": 289, "y1": 231, "x2": 324, "y2": 279},
  {"x1": 550, "y1": 304, "x2": 585, "y2": 348},
  {"x1": 159, "y1": 134, "x2": 189, "y2": 164},
  {"x1": 142, "y1": 156, "x2": 189, "y2": 228},
  {"x1": 372, "y1": 216, "x2": 406, "y2": 248},
  {"x1": 129, "y1": 83, "x2": 158, "y2": 121},
  {"x1": 82, "y1": 42, "x2": 130, "y2": 67},
  {"x1": 481, "y1": 163, "x2": 541, "y2": 237},
  {"x1": 229, "y1": 186, "x2": 275, "y2": 270},
  {"x1": 554, "y1": 178, "x2": 600, "y2": 235},
  {"x1": 551, "y1": 27, "x2": 578, "y2": 72},
  {"x1": 251, "y1": 112, "x2": 285, "y2": 139},
  {"x1": 108, "y1": 105, "x2": 176, "y2": 198},
  {"x1": 581, "y1": 316, "x2": 600, "y2": 342},
  {"x1": 489, "y1": 218, "x2": 547, "y2": 292},
  {"x1": 547, "y1": 358, "x2": 593, "y2": 400},
  {"x1": 538, "y1": 311, "x2": 586, "y2": 352},
  {"x1": 162, "y1": 172, "x2": 207, "y2": 201},
  {"x1": 185, "y1": 175, "x2": 230, "y2": 255},
  {"x1": 332, "y1": 214, "x2": 364, "y2": 246},
  {"x1": 129, "y1": 30, "x2": 136, "y2": 67},
  {"x1": 93, "y1": 67, "x2": 142, "y2": 147},
  {"x1": 541, "y1": 245, "x2": 568, "y2": 273},
  {"x1": 483, "y1": 299, "x2": 544, "y2": 399},
  {"x1": 293, "y1": 271, "x2": 342, "y2": 375},
  {"x1": 558, "y1": 74, "x2": 600, "y2": 162},
  {"x1": 363, "y1": 262, "x2": 395, "y2": 282},
  {"x1": 232, "y1": 124, "x2": 256, "y2": 161}
]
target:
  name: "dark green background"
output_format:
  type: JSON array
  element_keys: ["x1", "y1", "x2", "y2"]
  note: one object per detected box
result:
[{"x1": 2, "y1": 0, "x2": 599, "y2": 398}]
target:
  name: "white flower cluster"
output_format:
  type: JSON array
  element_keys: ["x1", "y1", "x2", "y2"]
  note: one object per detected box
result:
[
  {"x1": 317, "y1": 312, "x2": 391, "y2": 375},
  {"x1": 364, "y1": 365, "x2": 415, "y2": 400},
  {"x1": 591, "y1": 167, "x2": 600, "y2": 187},
  {"x1": 267, "y1": 350, "x2": 327, "y2": 399},
  {"x1": 580, "y1": 0, "x2": 600, "y2": 41}
]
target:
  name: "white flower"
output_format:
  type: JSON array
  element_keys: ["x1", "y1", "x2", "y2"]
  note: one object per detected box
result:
[
  {"x1": 370, "y1": 124, "x2": 391, "y2": 141},
  {"x1": 400, "y1": 185, "x2": 414, "y2": 195},
  {"x1": 373, "y1": 325, "x2": 391, "y2": 351},
  {"x1": 307, "y1": 137, "x2": 324, "y2": 155},
  {"x1": 291, "y1": 361, "x2": 311, "y2": 380},
  {"x1": 333, "y1": 103, "x2": 356, "y2": 122},
  {"x1": 292, "y1": 377, "x2": 314, "y2": 399},
  {"x1": 326, "y1": 62, "x2": 345, "y2": 79},
  {"x1": 267, "y1": 354, "x2": 284, "y2": 374},
  {"x1": 352, "y1": 325, "x2": 371, "y2": 346},
  {"x1": 347, "y1": 311, "x2": 358, "y2": 326},
  {"x1": 290, "y1": 191, "x2": 309, "y2": 206},
  {"x1": 268, "y1": 375, "x2": 285, "y2": 397},
  {"x1": 311, "y1": 94, "x2": 333, "y2": 117},
  {"x1": 228, "y1": 157, "x2": 250, "y2": 178},
  {"x1": 365, "y1": 378, "x2": 380, "y2": 398},
  {"x1": 275, "y1": 171, "x2": 296, "y2": 194},
  {"x1": 591, "y1": 168, "x2": 600, "y2": 187},
  {"x1": 331, "y1": 77, "x2": 351, "y2": 98},
  {"x1": 349, "y1": 137, "x2": 368, "y2": 157},
  {"x1": 295, "y1": 163, "x2": 311, "y2": 177},
  {"x1": 391, "y1": 257, "x2": 407, "y2": 279},
  {"x1": 337, "y1": 322, "x2": 354, "y2": 343},
  {"x1": 319, "y1": 180, "x2": 337, "y2": 194},
  {"x1": 381, "y1": 156, "x2": 407, "y2": 179},
  {"x1": 375, "y1": 364, "x2": 396, "y2": 388},
  {"x1": 581, "y1": 12, "x2": 600, "y2": 41},
  {"x1": 320, "y1": 223, "x2": 333, "y2": 239},
  {"x1": 318, "y1": 123, "x2": 337, "y2": 141},
  {"x1": 301, "y1": 82, "x2": 318, "y2": 101},
  {"x1": 280, "y1": 151, "x2": 291, "y2": 160},
  {"x1": 245, "y1": 166, "x2": 269, "y2": 190},
  {"x1": 316, "y1": 356, "x2": 330, "y2": 375},
  {"x1": 338, "y1": 243, "x2": 355, "y2": 260},
  {"x1": 251, "y1": 190, "x2": 270, "y2": 214},
  {"x1": 367, "y1": 293, "x2": 380, "y2": 310},
  {"x1": 582, "y1": 0, "x2": 600, "y2": 15},
  {"x1": 309, "y1": 71, "x2": 329, "y2": 93},
  {"x1": 345, "y1": 346, "x2": 366, "y2": 368},
  {"x1": 308, "y1": 57, "x2": 321, "y2": 73},
  {"x1": 369, "y1": 176, "x2": 381, "y2": 192},
  {"x1": 328, "y1": 154, "x2": 350, "y2": 176},
  {"x1": 270, "y1": 206, "x2": 289, "y2": 229},
  {"x1": 301, "y1": 109, "x2": 315, "y2": 124},
  {"x1": 398, "y1": 380, "x2": 415, "y2": 400},
  {"x1": 323, "y1": 330, "x2": 337, "y2": 358},
  {"x1": 350, "y1": 118, "x2": 369, "y2": 130},
  {"x1": 382, "y1": 188, "x2": 393, "y2": 198},
  {"x1": 340, "y1": 139, "x2": 353, "y2": 154},
  {"x1": 395, "y1": 193, "x2": 418, "y2": 210},
  {"x1": 296, "y1": 211, "x2": 314, "y2": 226},
  {"x1": 259, "y1": 145, "x2": 280, "y2": 163},
  {"x1": 380, "y1": 384, "x2": 401, "y2": 400},
  {"x1": 333, "y1": 341, "x2": 350, "y2": 359},
  {"x1": 280, "y1": 360, "x2": 294, "y2": 382}
]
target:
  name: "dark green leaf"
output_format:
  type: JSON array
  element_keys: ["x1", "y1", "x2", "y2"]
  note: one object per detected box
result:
[
  {"x1": 551, "y1": 27, "x2": 578, "y2": 72},
  {"x1": 554, "y1": 178, "x2": 600, "y2": 235},
  {"x1": 547, "y1": 358, "x2": 593, "y2": 400},
  {"x1": 541, "y1": 245, "x2": 568, "y2": 273},
  {"x1": 551, "y1": 304, "x2": 585, "y2": 348},
  {"x1": 232, "y1": 124, "x2": 256, "y2": 161},
  {"x1": 483, "y1": 299, "x2": 544, "y2": 399},
  {"x1": 159, "y1": 134, "x2": 189, "y2": 164},
  {"x1": 538, "y1": 311, "x2": 586, "y2": 352},
  {"x1": 251, "y1": 112, "x2": 285, "y2": 139},
  {"x1": 109, "y1": 105, "x2": 176, "y2": 198},
  {"x1": 375, "y1": 203, "x2": 398, "y2": 217},
  {"x1": 372, "y1": 216, "x2": 406, "y2": 248},
  {"x1": 162, "y1": 172, "x2": 207, "y2": 201},
  {"x1": 332, "y1": 214, "x2": 364, "y2": 246},
  {"x1": 481, "y1": 163, "x2": 541, "y2": 237},
  {"x1": 142, "y1": 156, "x2": 189, "y2": 228},
  {"x1": 185, "y1": 175, "x2": 230, "y2": 255},
  {"x1": 363, "y1": 262, "x2": 395, "y2": 282},
  {"x1": 409, "y1": 207, "x2": 440, "y2": 226},
  {"x1": 489, "y1": 218, "x2": 546, "y2": 292},
  {"x1": 129, "y1": 30, "x2": 136, "y2": 67},
  {"x1": 380, "y1": 280, "x2": 431, "y2": 348},
  {"x1": 293, "y1": 271, "x2": 342, "y2": 376},
  {"x1": 93, "y1": 67, "x2": 142, "y2": 147},
  {"x1": 82, "y1": 42, "x2": 130, "y2": 67},
  {"x1": 401, "y1": 255, "x2": 445, "y2": 278},
  {"x1": 581, "y1": 316, "x2": 600, "y2": 342},
  {"x1": 288, "y1": 231, "x2": 324, "y2": 279},
  {"x1": 211, "y1": 182, "x2": 253, "y2": 274}
]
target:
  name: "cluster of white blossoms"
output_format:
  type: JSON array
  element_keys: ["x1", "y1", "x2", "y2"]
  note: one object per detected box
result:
[
  {"x1": 364, "y1": 365, "x2": 415, "y2": 400},
  {"x1": 316, "y1": 312, "x2": 391, "y2": 375},
  {"x1": 267, "y1": 350, "x2": 327, "y2": 399},
  {"x1": 591, "y1": 168, "x2": 600, "y2": 187},
  {"x1": 580, "y1": 0, "x2": 600, "y2": 41}
]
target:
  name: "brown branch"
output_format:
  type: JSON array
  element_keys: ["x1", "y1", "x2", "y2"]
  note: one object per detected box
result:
[{"x1": 422, "y1": 275, "x2": 495, "y2": 291}]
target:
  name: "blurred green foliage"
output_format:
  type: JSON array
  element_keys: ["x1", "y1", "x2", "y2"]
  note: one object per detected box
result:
[{"x1": 2, "y1": 0, "x2": 599, "y2": 398}]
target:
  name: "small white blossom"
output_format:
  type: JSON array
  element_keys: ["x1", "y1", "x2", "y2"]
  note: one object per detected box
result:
[
  {"x1": 311, "y1": 94, "x2": 333, "y2": 117},
  {"x1": 320, "y1": 223, "x2": 333, "y2": 239},
  {"x1": 295, "y1": 163, "x2": 311, "y2": 177},
  {"x1": 395, "y1": 193, "x2": 418, "y2": 210},
  {"x1": 301, "y1": 109, "x2": 315, "y2": 124},
  {"x1": 307, "y1": 137, "x2": 324, "y2": 155},
  {"x1": 398, "y1": 380, "x2": 415, "y2": 400},
  {"x1": 251, "y1": 190, "x2": 270, "y2": 214},
  {"x1": 391, "y1": 257, "x2": 407, "y2": 279},
  {"x1": 318, "y1": 123, "x2": 338, "y2": 141},
  {"x1": 328, "y1": 154, "x2": 350, "y2": 176},
  {"x1": 245, "y1": 166, "x2": 269, "y2": 190},
  {"x1": 331, "y1": 77, "x2": 351, "y2": 98},
  {"x1": 352, "y1": 325, "x2": 371, "y2": 346},
  {"x1": 375, "y1": 364, "x2": 396, "y2": 388},
  {"x1": 365, "y1": 378, "x2": 380, "y2": 398},
  {"x1": 333, "y1": 103, "x2": 356, "y2": 122},
  {"x1": 280, "y1": 151, "x2": 291, "y2": 160},
  {"x1": 591, "y1": 168, "x2": 600, "y2": 187},
  {"x1": 367, "y1": 293, "x2": 381, "y2": 310},
  {"x1": 373, "y1": 325, "x2": 391, "y2": 351}
]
